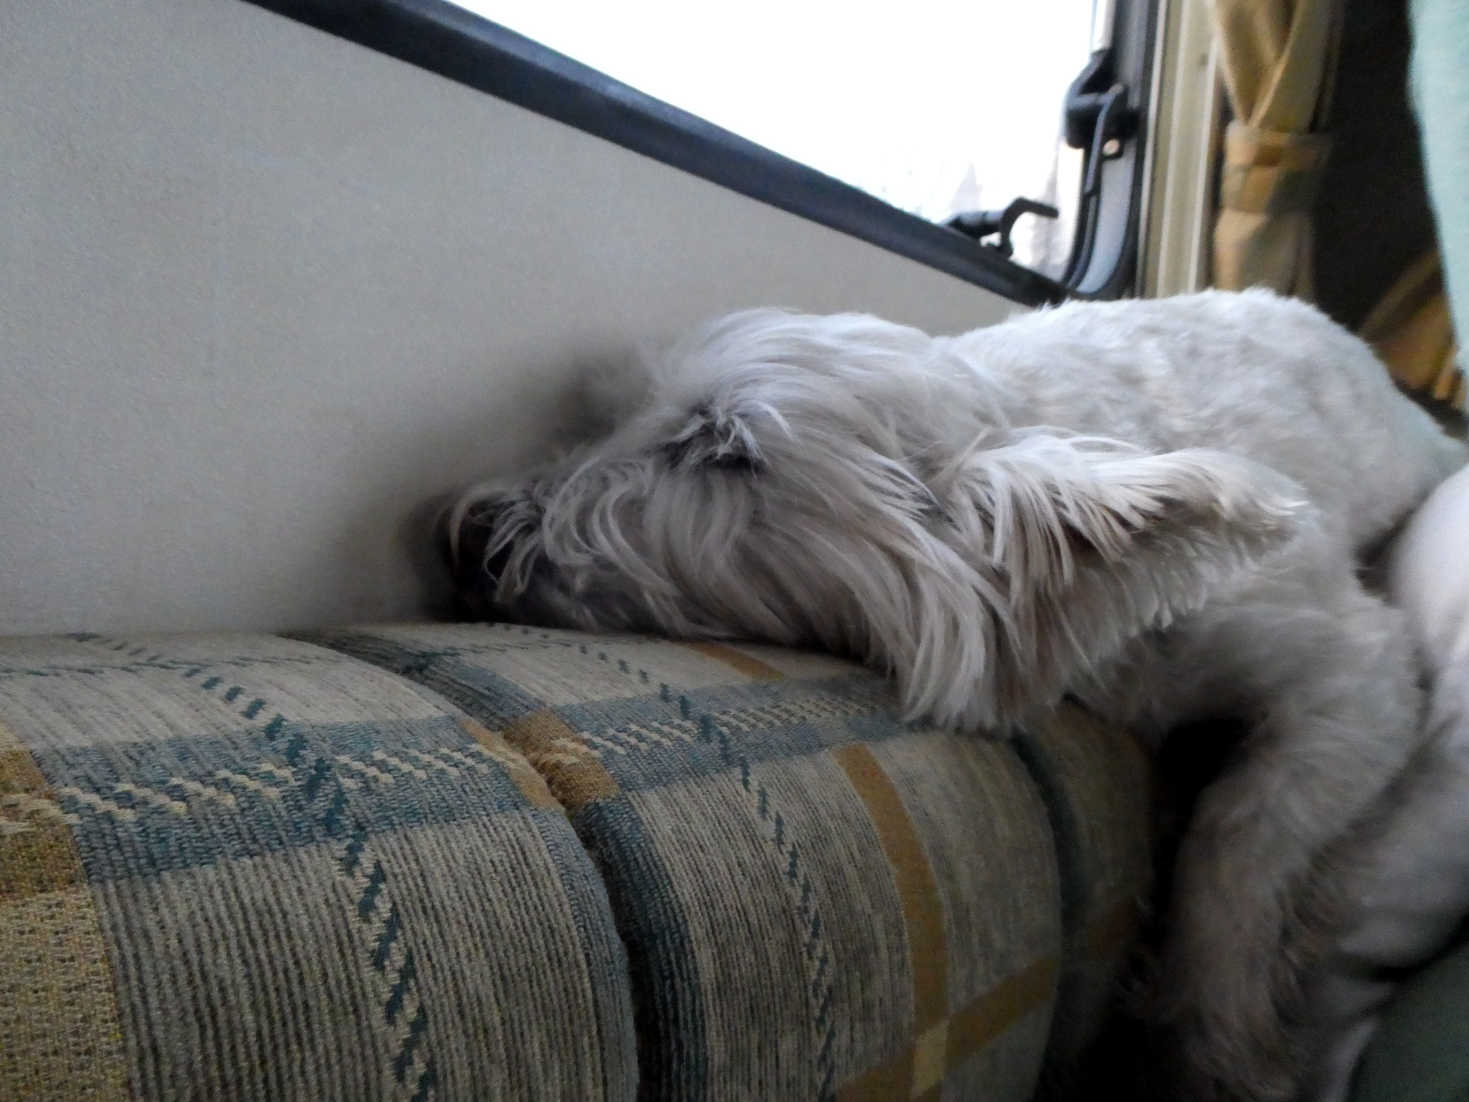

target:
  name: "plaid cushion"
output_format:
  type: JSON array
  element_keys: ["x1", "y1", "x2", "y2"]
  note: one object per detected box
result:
[
  {"x1": 0, "y1": 632, "x2": 636, "y2": 1101},
  {"x1": 307, "y1": 623, "x2": 1153, "y2": 1101}
]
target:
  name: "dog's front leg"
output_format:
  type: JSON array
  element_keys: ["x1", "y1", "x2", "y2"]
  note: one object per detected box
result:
[
  {"x1": 1134, "y1": 555, "x2": 1427, "y2": 1101},
  {"x1": 1294, "y1": 671, "x2": 1469, "y2": 1102}
]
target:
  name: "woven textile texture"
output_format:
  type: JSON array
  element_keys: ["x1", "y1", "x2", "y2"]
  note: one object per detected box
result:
[
  {"x1": 0, "y1": 631, "x2": 637, "y2": 1102},
  {"x1": 307, "y1": 623, "x2": 1153, "y2": 1102}
]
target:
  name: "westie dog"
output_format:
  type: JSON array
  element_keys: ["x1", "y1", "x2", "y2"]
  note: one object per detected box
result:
[
  {"x1": 1297, "y1": 464, "x2": 1469, "y2": 1101},
  {"x1": 442, "y1": 289, "x2": 1465, "y2": 1100}
]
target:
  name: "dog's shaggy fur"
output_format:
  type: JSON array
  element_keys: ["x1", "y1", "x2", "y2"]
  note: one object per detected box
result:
[
  {"x1": 1297, "y1": 465, "x2": 1469, "y2": 1101},
  {"x1": 443, "y1": 289, "x2": 1466, "y2": 1100}
]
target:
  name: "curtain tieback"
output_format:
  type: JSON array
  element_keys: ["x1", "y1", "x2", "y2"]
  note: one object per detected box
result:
[{"x1": 1219, "y1": 120, "x2": 1332, "y2": 215}]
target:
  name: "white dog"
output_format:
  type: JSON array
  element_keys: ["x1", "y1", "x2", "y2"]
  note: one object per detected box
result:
[
  {"x1": 443, "y1": 290, "x2": 1465, "y2": 1100},
  {"x1": 1299, "y1": 464, "x2": 1469, "y2": 1101}
]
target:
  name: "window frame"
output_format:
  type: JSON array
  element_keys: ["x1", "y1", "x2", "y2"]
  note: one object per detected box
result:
[
  {"x1": 243, "y1": 0, "x2": 1155, "y2": 306},
  {"x1": 1065, "y1": 0, "x2": 1161, "y2": 297}
]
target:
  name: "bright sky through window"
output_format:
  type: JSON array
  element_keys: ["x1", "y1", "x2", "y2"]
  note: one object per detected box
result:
[{"x1": 450, "y1": 1, "x2": 1098, "y2": 274}]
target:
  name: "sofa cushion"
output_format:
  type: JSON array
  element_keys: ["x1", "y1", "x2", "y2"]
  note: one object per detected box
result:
[
  {"x1": 308, "y1": 623, "x2": 1153, "y2": 1101},
  {"x1": 0, "y1": 631, "x2": 636, "y2": 1101}
]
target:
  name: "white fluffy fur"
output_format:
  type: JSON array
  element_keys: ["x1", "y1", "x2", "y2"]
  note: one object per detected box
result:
[
  {"x1": 1300, "y1": 465, "x2": 1469, "y2": 1102},
  {"x1": 444, "y1": 289, "x2": 1466, "y2": 1099}
]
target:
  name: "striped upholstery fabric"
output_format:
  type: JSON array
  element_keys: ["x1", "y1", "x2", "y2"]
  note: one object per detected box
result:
[
  {"x1": 0, "y1": 632, "x2": 637, "y2": 1101},
  {"x1": 306, "y1": 623, "x2": 1154, "y2": 1101}
]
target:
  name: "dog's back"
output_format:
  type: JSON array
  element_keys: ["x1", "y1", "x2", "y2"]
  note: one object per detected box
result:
[{"x1": 947, "y1": 288, "x2": 1465, "y2": 550}]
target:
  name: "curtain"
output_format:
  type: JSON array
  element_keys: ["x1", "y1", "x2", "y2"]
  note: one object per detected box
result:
[
  {"x1": 1361, "y1": 251, "x2": 1466, "y2": 410},
  {"x1": 1209, "y1": 0, "x2": 1342, "y2": 295}
]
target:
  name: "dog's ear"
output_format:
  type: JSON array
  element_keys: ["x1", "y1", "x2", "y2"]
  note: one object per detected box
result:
[
  {"x1": 901, "y1": 436, "x2": 1310, "y2": 730},
  {"x1": 660, "y1": 401, "x2": 766, "y2": 471}
]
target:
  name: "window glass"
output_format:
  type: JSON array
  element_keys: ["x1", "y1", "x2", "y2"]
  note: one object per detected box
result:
[{"x1": 451, "y1": 1, "x2": 1099, "y2": 275}]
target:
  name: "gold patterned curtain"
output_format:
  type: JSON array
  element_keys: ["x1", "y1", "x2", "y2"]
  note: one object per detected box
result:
[
  {"x1": 1209, "y1": 0, "x2": 1342, "y2": 295},
  {"x1": 1207, "y1": 0, "x2": 1465, "y2": 414},
  {"x1": 1361, "y1": 251, "x2": 1466, "y2": 410}
]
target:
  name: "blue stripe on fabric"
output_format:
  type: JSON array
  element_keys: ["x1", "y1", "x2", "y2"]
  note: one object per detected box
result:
[
  {"x1": 574, "y1": 795, "x2": 710, "y2": 1100},
  {"x1": 548, "y1": 684, "x2": 911, "y2": 793},
  {"x1": 409, "y1": 658, "x2": 548, "y2": 726},
  {"x1": 35, "y1": 633, "x2": 448, "y2": 1096},
  {"x1": 295, "y1": 633, "x2": 549, "y2": 728},
  {"x1": 308, "y1": 629, "x2": 893, "y2": 729},
  {"x1": 308, "y1": 630, "x2": 913, "y2": 792},
  {"x1": 528, "y1": 812, "x2": 639, "y2": 1096},
  {"x1": 1009, "y1": 727, "x2": 1090, "y2": 1080},
  {"x1": 554, "y1": 672, "x2": 889, "y2": 729},
  {"x1": 0, "y1": 653, "x2": 336, "y2": 683},
  {"x1": 27, "y1": 716, "x2": 547, "y2": 881}
]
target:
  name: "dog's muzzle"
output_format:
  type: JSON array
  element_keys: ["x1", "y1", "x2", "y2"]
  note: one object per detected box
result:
[{"x1": 439, "y1": 494, "x2": 518, "y2": 604}]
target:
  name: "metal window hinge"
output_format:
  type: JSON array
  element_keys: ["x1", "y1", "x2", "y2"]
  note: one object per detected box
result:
[
  {"x1": 1065, "y1": 47, "x2": 1138, "y2": 197},
  {"x1": 946, "y1": 39, "x2": 1137, "y2": 268},
  {"x1": 945, "y1": 197, "x2": 1059, "y2": 259}
]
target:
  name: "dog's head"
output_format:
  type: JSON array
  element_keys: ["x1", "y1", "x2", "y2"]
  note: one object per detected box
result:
[{"x1": 444, "y1": 309, "x2": 1309, "y2": 730}]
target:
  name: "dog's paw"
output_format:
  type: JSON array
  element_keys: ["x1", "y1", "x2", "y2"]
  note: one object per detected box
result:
[
  {"x1": 1141, "y1": 837, "x2": 1336, "y2": 1102},
  {"x1": 1145, "y1": 976, "x2": 1306, "y2": 1100}
]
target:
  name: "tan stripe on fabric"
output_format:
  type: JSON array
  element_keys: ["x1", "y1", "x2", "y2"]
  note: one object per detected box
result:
[
  {"x1": 0, "y1": 720, "x2": 128, "y2": 1100},
  {"x1": 0, "y1": 829, "x2": 85, "y2": 900},
  {"x1": 945, "y1": 956, "x2": 1058, "y2": 1069},
  {"x1": 910, "y1": 1019, "x2": 948, "y2": 1095},
  {"x1": 836, "y1": 1046, "x2": 913, "y2": 1101},
  {"x1": 832, "y1": 743, "x2": 947, "y2": 1029},
  {"x1": 0, "y1": 734, "x2": 85, "y2": 900},
  {"x1": 683, "y1": 641, "x2": 786, "y2": 681},
  {"x1": 0, "y1": 745, "x2": 49, "y2": 789},
  {"x1": 0, "y1": 888, "x2": 129, "y2": 1101},
  {"x1": 457, "y1": 716, "x2": 562, "y2": 811},
  {"x1": 497, "y1": 709, "x2": 619, "y2": 813},
  {"x1": 837, "y1": 956, "x2": 1057, "y2": 1099}
]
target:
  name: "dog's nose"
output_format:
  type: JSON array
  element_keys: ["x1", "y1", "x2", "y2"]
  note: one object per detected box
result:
[{"x1": 440, "y1": 493, "x2": 515, "y2": 597}]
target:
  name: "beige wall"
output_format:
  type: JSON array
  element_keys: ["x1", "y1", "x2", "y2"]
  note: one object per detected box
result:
[{"x1": 1, "y1": 0, "x2": 1020, "y2": 636}]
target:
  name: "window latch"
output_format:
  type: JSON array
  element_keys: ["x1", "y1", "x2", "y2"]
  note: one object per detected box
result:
[
  {"x1": 945, "y1": 197, "x2": 1059, "y2": 259},
  {"x1": 1064, "y1": 47, "x2": 1138, "y2": 198}
]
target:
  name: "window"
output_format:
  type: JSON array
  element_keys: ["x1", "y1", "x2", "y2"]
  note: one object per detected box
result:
[
  {"x1": 246, "y1": 0, "x2": 1155, "y2": 304},
  {"x1": 448, "y1": 1, "x2": 1096, "y2": 278}
]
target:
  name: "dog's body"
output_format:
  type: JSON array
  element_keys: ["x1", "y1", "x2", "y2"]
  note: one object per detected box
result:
[
  {"x1": 444, "y1": 289, "x2": 1466, "y2": 1099},
  {"x1": 1300, "y1": 465, "x2": 1469, "y2": 1101}
]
